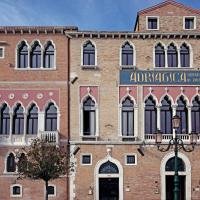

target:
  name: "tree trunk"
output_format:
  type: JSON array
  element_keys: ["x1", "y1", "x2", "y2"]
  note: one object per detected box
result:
[{"x1": 45, "y1": 180, "x2": 48, "y2": 200}]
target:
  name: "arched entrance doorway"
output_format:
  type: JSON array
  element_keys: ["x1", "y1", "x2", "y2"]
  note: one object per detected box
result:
[
  {"x1": 95, "y1": 156, "x2": 123, "y2": 200},
  {"x1": 160, "y1": 152, "x2": 191, "y2": 200}
]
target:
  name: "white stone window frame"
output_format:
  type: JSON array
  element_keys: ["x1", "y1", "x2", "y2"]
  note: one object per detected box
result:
[
  {"x1": 183, "y1": 16, "x2": 196, "y2": 30},
  {"x1": 146, "y1": 16, "x2": 159, "y2": 31},
  {"x1": 119, "y1": 41, "x2": 136, "y2": 69},
  {"x1": 15, "y1": 39, "x2": 56, "y2": 70},
  {"x1": 119, "y1": 93, "x2": 138, "y2": 139},
  {"x1": 10, "y1": 184, "x2": 23, "y2": 198},
  {"x1": 79, "y1": 92, "x2": 99, "y2": 138},
  {"x1": 44, "y1": 184, "x2": 56, "y2": 197},
  {"x1": 124, "y1": 153, "x2": 137, "y2": 166},
  {"x1": 81, "y1": 40, "x2": 98, "y2": 69},
  {"x1": 80, "y1": 153, "x2": 92, "y2": 166},
  {"x1": 0, "y1": 46, "x2": 5, "y2": 59}
]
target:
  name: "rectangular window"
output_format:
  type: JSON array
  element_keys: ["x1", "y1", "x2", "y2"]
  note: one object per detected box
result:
[
  {"x1": 81, "y1": 154, "x2": 92, "y2": 165},
  {"x1": 47, "y1": 185, "x2": 56, "y2": 197},
  {"x1": 184, "y1": 17, "x2": 195, "y2": 30},
  {"x1": 0, "y1": 47, "x2": 4, "y2": 58},
  {"x1": 125, "y1": 154, "x2": 137, "y2": 165},
  {"x1": 147, "y1": 17, "x2": 159, "y2": 30}
]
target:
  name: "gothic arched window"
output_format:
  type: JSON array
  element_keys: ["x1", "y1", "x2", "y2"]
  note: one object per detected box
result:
[
  {"x1": 145, "y1": 96, "x2": 157, "y2": 134},
  {"x1": 27, "y1": 104, "x2": 38, "y2": 134},
  {"x1": 191, "y1": 96, "x2": 200, "y2": 133},
  {"x1": 18, "y1": 41, "x2": 28, "y2": 68},
  {"x1": 165, "y1": 157, "x2": 185, "y2": 172},
  {"x1": 13, "y1": 104, "x2": 24, "y2": 135},
  {"x1": 30, "y1": 41, "x2": 41, "y2": 68},
  {"x1": 83, "y1": 96, "x2": 96, "y2": 135},
  {"x1": 0, "y1": 104, "x2": 10, "y2": 135},
  {"x1": 99, "y1": 161, "x2": 119, "y2": 174},
  {"x1": 121, "y1": 97, "x2": 134, "y2": 136},
  {"x1": 121, "y1": 42, "x2": 133, "y2": 66},
  {"x1": 45, "y1": 103, "x2": 57, "y2": 131},
  {"x1": 160, "y1": 96, "x2": 172, "y2": 134},
  {"x1": 83, "y1": 41, "x2": 95, "y2": 66},
  {"x1": 155, "y1": 43, "x2": 165, "y2": 68},
  {"x1": 167, "y1": 44, "x2": 178, "y2": 67},
  {"x1": 180, "y1": 43, "x2": 190, "y2": 68},
  {"x1": 44, "y1": 41, "x2": 55, "y2": 68},
  {"x1": 7, "y1": 153, "x2": 16, "y2": 172}
]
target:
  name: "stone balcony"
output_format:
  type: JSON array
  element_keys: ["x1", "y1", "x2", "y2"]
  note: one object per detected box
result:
[{"x1": 0, "y1": 131, "x2": 59, "y2": 146}]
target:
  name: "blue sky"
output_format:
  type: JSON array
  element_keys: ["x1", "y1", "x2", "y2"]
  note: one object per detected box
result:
[{"x1": 0, "y1": 0, "x2": 200, "y2": 31}]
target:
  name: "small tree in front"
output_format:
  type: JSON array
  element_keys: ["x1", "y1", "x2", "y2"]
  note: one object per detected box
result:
[{"x1": 17, "y1": 138, "x2": 68, "y2": 200}]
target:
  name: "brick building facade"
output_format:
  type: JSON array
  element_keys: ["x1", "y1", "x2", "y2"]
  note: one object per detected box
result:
[{"x1": 69, "y1": 1, "x2": 200, "y2": 200}]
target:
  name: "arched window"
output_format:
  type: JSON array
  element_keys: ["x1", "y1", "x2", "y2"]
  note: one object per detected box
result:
[
  {"x1": 83, "y1": 41, "x2": 95, "y2": 66},
  {"x1": 99, "y1": 161, "x2": 119, "y2": 174},
  {"x1": 30, "y1": 41, "x2": 41, "y2": 68},
  {"x1": 18, "y1": 41, "x2": 28, "y2": 68},
  {"x1": 0, "y1": 104, "x2": 10, "y2": 135},
  {"x1": 121, "y1": 42, "x2": 133, "y2": 66},
  {"x1": 167, "y1": 44, "x2": 178, "y2": 67},
  {"x1": 13, "y1": 104, "x2": 24, "y2": 135},
  {"x1": 121, "y1": 97, "x2": 134, "y2": 136},
  {"x1": 165, "y1": 157, "x2": 185, "y2": 172},
  {"x1": 7, "y1": 153, "x2": 16, "y2": 172},
  {"x1": 27, "y1": 104, "x2": 38, "y2": 134},
  {"x1": 176, "y1": 96, "x2": 188, "y2": 134},
  {"x1": 191, "y1": 96, "x2": 200, "y2": 133},
  {"x1": 145, "y1": 96, "x2": 157, "y2": 134},
  {"x1": 45, "y1": 103, "x2": 57, "y2": 131},
  {"x1": 155, "y1": 43, "x2": 165, "y2": 68},
  {"x1": 180, "y1": 44, "x2": 190, "y2": 68},
  {"x1": 83, "y1": 96, "x2": 96, "y2": 136},
  {"x1": 44, "y1": 41, "x2": 55, "y2": 68},
  {"x1": 160, "y1": 96, "x2": 172, "y2": 134}
]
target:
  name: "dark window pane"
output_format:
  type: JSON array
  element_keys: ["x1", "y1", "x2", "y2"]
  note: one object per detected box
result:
[
  {"x1": 47, "y1": 186, "x2": 55, "y2": 195},
  {"x1": 27, "y1": 104, "x2": 38, "y2": 134},
  {"x1": 82, "y1": 155, "x2": 91, "y2": 164},
  {"x1": 126, "y1": 155, "x2": 135, "y2": 164},
  {"x1": 191, "y1": 96, "x2": 200, "y2": 133},
  {"x1": 165, "y1": 157, "x2": 185, "y2": 171},
  {"x1": 155, "y1": 44, "x2": 165, "y2": 67},
  {"x1": 44, "y1": 42, "x2": 55, "y2": 68},
  {"x1": 148, "y1": 18, "x2": 158, "y2": 29},
  {"x1": 176, "y1": 96, "x2": 188, "y2": 134},
  {"x1": 13, "y1": 186, "x2": 21, "y2": 195},
  {"x1": 99, "y1": 161, "x2": 119, "y2": 174},
  {"x1": 145, "y1": 96, "x2": 157, "y2": 134},
  {"x1": 18, "y1": 42, "x2": 28, "y2": 68},
  {"x1": 0, "y1": 104, "x2": 10, "y2": 135},
  {"x1": 180, "y1": 44, "x2": 190, "y2": 67},
  {"x1": 7, "y1": 153, "x2": 16, "y2": 172},
  {"x1": 185, "y1": 18, "x2": 194, "y2": 29},
  {"x1": 45, "y1": 103, "x2": 57, "y2": 131},
  {"x1": 167, "y1": 44, "x2": 178, "y2": 67},
  {"x1": 30, "y1": 42, "x2": 41, "y2": 68},
  {"x1": 13, "y1": 104, "x2": 24, "y2": 135}
]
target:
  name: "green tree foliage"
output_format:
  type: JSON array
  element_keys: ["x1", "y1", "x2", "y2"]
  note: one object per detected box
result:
[{"x1": 17, "y1": 138, "x2": 68, "y2": 200}]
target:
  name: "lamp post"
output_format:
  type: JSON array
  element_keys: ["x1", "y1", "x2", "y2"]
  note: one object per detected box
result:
[{"x1": 154, "y1": 115, "x2": 198, "y2": 200}]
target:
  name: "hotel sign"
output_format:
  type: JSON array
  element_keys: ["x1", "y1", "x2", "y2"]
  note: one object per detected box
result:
[{"x1": 120, "y1": 70, "x2": 200, "y2": 85}]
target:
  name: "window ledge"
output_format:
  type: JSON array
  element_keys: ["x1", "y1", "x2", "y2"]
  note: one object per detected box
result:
[
  {"x1": 81, "y1": 65, "x2": 98, "y2": 70},
  {"x1": 15, "y1": 67, "x2": 57, "y2": 71},
  {"x1": 120, "y1": 136, "x2": 137, "y2": 141},
  {"x1": 81, "y1": 135, "x2": 99, "y2": 141},
  {"x1": 120, "y1": 65, "x2": 136, "y2": 70}
]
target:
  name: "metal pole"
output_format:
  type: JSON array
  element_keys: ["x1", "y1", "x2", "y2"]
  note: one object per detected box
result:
[{"x1": 173, "y1": 135, "x2": 179, "y2": 200}]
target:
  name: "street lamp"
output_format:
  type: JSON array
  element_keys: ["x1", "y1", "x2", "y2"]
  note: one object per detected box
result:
[{"x1": 154, "y1": 115, "x2": 198, "y2": 200}]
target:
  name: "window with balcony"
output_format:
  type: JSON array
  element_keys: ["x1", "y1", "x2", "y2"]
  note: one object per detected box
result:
[
  {"x1": 176, "y1": 96, "x2": 188, "y2": 134},
  {"x1": 44, "y1": 41, "x2": 55, "y2": 68},
  {"x1": 160, "y1": 96, "x2": 172, "y2": 134},
  {"x1": 121, "y1": 97, "x2": 134, "y2": 136},
  {"x1": 27, "y1": 104, "x2": 38, "y2": 135},
  {"x1": 155, "y1": 43, "x2": 165, "y2": 68},
  {"x1": 191, "y1": 96, "x2": 200, "y2": 133},
  {"x1": 121, "y1": 42, "x2": 134, "y2": 67},
  {"x1": 83, "y1": 96, "x2": 96, "y2": 136},
  {"x1": 0, "y1": 103, "x2": 10, "y2": 135},
  {"x1": 180, "y1": 43, "x2": 190, "y2": 68},
  {"x1": 82, "y1": 41, "x2": 95, "y2": 66},
  {"x1": 45, "y1": 103, "x2": 57, "y2": 131},
  {"x1": 30, "y1": 41, "x2": 41, "y2": 68},
  {"x1": 13, "y1": 104, "x2": 24, "y2": 135},
  {"x1": 167, "y1": 44, "x2": 178, "y2": 68},
  {"x1": 7, "y1": 153, "x2": 16, "y2": 172},
  {"x1": 145, "y1": 96, "x2": 157, "y2": 134},
  {"x1": 18, "y1": 41, "x2": 28, "y2": 68}
]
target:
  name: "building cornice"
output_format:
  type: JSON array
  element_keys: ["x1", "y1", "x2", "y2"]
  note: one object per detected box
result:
[
  {"x1": 68, "y1": 31, "x2": 200, "y2": 40},
  {"x1": 0, "y1": 26, "x2": 78, "y2": 35}
]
